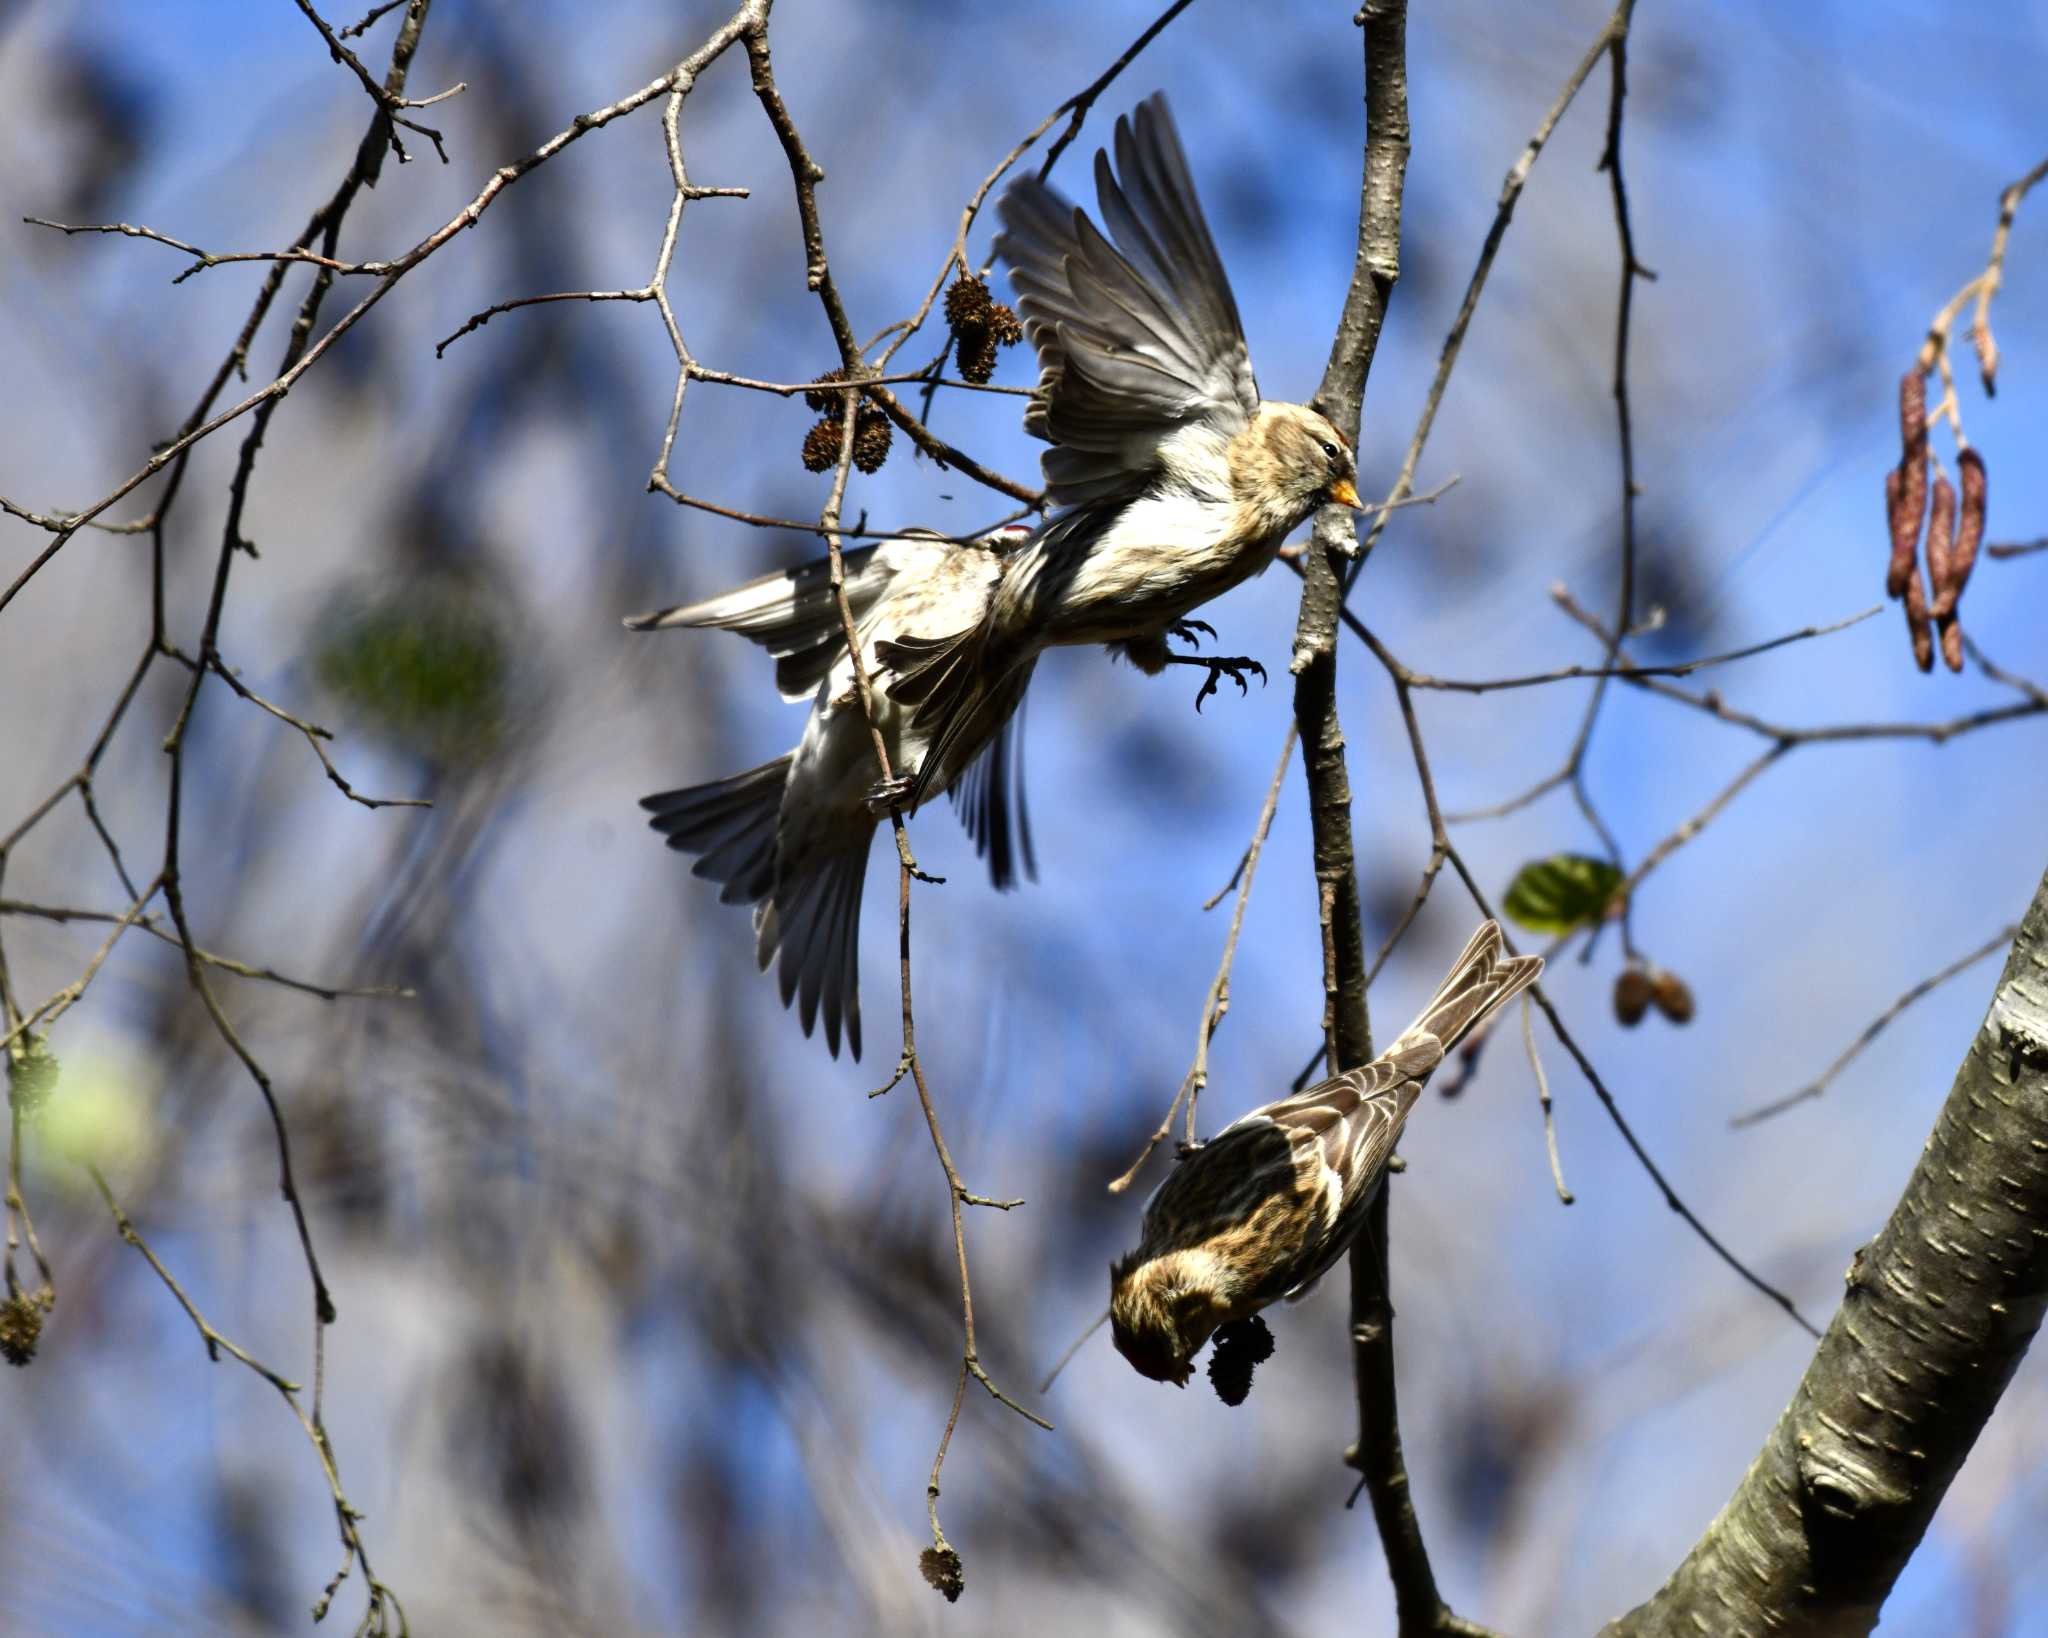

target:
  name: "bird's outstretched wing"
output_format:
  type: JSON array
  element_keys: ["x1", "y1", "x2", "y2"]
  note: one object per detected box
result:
[
  {"x1": 996, "y1": 94, "x2": 1260, "y2": 509},
  {"x1": 625, "y1": 542, "x2": 898, "y2": 702},
  {"x1": 944, "y1": 684, "x2": 1037, "y2": 892}
]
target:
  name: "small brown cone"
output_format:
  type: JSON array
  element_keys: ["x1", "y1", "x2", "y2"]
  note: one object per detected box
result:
[
  {"x1": 1649, "y1": 970, "x2": 1695, "y2": 1025},
  {"x1": 800, "y1": 417, "x2": 841, "y2": 472},
  {"x1": 1614, "y1": 968, "x2": 1653, "y2": 1027}
]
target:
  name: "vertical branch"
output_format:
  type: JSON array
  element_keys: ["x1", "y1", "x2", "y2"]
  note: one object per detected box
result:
[{"x1": 1294, "y1": 5, "x2": 1492, "y2": 1635}]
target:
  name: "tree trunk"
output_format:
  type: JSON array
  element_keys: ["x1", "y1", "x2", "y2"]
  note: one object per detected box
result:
[{"x1": 1604, "y1": 860, "x2": 2048, "y2": 1635}]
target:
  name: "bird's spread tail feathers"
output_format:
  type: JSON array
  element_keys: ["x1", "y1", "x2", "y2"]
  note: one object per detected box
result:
[
  {"x1": 752, "y1": 844, "x2": 869, "y2": 1061},
  {"x1": 640, "y1": 754, "x2": 792, "y2": 907},
  {"x1": 641, "y1": 754, "x2": 870, "y2": 1059},
  {"x1": 1391, "y1": 920, "x2": 1543, "y2": 1060}
]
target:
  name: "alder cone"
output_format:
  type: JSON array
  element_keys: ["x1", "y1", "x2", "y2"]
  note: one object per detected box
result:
[{"x1": 1650, "y1": 970, "x2": 1695, "y2": 1025}]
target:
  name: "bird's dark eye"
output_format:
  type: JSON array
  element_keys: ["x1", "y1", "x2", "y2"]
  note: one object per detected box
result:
[{"x1": 1320, "y1": 440, "x2": 1340, "y2": 461}]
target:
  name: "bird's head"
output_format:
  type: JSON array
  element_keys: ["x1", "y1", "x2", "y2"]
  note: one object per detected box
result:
[
  {"x1": 1236, "y1": 403, "x2": 1363, "y2": 528},
  {"x1": 1108, "y1": 1248, "x2": 1229, "y2": 1388}
]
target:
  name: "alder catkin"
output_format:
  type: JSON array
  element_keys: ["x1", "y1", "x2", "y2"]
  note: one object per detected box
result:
[
  {"x1": 1890, "y1": 371, "x2": 1930, "y2": 600},
  {"x1": 1885, "y1": 468, "x2": 1913, "y2": 599},
  {"x1": 1940, "y1": 448, "x2": 1987, "y2": 618},
  {"x1": 1903, "y1": 560, "x2": 1935, "y2": 673},
  {"x1": 1924, "y1": 472, "x2": 1956, "y2": 608}
]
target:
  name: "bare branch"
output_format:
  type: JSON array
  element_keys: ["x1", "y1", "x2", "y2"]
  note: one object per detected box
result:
[{"x1": 1729, "y1": 924, "x2": 2018, "y2": 1128}]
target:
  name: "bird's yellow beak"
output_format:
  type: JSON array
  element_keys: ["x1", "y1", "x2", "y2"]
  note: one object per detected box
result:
[{"x1": 1327, "y1": 476, "x2": 1363, "y2": 511}]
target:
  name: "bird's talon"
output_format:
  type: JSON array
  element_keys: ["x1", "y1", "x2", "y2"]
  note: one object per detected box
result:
[
  {"x1": 864, "y1": 773, "x2": 916, "y2": 816},
  {"x1": 1182, "y1": 655, "x2": 1265, "y2": 712},
  {"x1": 1168, "y1": 619, "x2": 1218, "y2": 650}
]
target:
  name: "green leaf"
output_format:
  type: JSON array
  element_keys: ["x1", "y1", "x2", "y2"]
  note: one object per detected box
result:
[
  {"x1": 1502, "y1": 854, "x2": 1623, "y2": 936},
  {"x1": 314, "y1": 579, "x2": 512, "y2": 767}
]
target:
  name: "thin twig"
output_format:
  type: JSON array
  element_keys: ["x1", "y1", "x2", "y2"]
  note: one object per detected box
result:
[
  {"x1": 1728, "y1": 925, "x2": 2018, "y2": 1128},
  {"x1": 741, "y1": 22, "x2": 1050, "y2": 1586},
  {"x1": 0, "y1": 901, "x2": 411, "y2": 1001},
  {"x1": 1522, "y1": 995, "x2": 1573, "y2": 1204},
  {"x1": 1108, "y1": 726, "x2": 1295, "y2": 1194}
]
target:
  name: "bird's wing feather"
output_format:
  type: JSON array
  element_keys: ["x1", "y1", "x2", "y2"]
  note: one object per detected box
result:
[
  {"x1": 626, "y1": 542, "x2": 894, "y2": 703},
  {"x1": 1256, "y1": 1049, "x2": 1436, "y2": 1216},
  {"x1": 945, "y1": 686, "x2": 1036, "y2": 892},
  {"x1": 995, "y1": 95, "x2": 1258, "y2": 507}
]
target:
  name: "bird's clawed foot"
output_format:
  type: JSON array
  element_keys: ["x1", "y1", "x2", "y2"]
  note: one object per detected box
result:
[
  {"x1": 1163, "y1": 652, "x2": 1267, "y2": 711},
  {"x1": 1167, "y1": 619, "x2": 1218, "y2": 650},
  {"x1": 864, "y1": 772, "x2": 916, "y2": 817}
]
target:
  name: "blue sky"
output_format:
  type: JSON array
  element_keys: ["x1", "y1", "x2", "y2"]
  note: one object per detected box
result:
[{"x1": 3, "y1": 2, "x2": 2048, "y2": 1633}]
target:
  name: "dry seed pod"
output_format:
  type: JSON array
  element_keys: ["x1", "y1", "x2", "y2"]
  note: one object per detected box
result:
[
  {"x1": 1884, "y1": 468, "x2": 1913, "y2": 598},
  {"x1": 1649, "y1": 969, "x2": 1695, "y2": 1025},
  {"x1": 1924, "y1": 472, "x2": 1956, "y2": 608},
  {"x1": 1902, "y1": 561, "x2": 1935, "y2": 673},
  {"x1": 1941, "y1": 448, "x2": 1987, "y2": 618},
  {"x1": 1613, "y1": 968, "x2": 1653, "y2": 1027},
  {"x1": 852, "y1": 414, "x2": 892, "y2": 474},
  {"x1": 803, "y1": 366, "x2": 861, "y2": 414},
  {"x1": 0, "y1": 1294, "x2": 45, "y2": 1368},
  {"x1": 943, "y1": 274, "x2": 994, "y2": 335},
  {"x1": 1207, "y1": 1313, "x2": 1276, "y2": 1407},
  {"x1": 919, "y1": 1546, "x2": 964, "y2": 1603},
  {"x1": 1891, "y1": 371, "x2": 1930, "y2": 593},
  {"x1": 800, "y1": 417, "x2": 841, "y2": 472},
  {"x1": 1939, "y1": 614, "x2": 1964, "y2": 674},
  {"x1": 956, "y1": 327, "x2": 1000, "y2": 385},
  {"x1": 1899, "y1": 369, "x2": 1927, "y2": 455}
]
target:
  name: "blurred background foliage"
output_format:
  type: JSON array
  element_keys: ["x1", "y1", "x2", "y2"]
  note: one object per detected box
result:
[{"x1": 2, "y1": 2, "x2": 2047, "y2": 1634}]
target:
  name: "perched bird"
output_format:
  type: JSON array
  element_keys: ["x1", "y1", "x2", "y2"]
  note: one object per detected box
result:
[
  {"x1": 630, "y1": 527, "x2": 1036, "y2": 1060},
  {"x1": 1110, "y1": 922, "x2": 1543, "y2": 1386},
  {"x1": 883, "y1": 93, "x2": 1364, "y2": 803}
]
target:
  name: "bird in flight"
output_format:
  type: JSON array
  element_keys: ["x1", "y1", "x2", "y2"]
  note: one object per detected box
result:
[
  {"x1": 883, "y1": 92, "x2": 1364, "y2": 806},
  {"x1": 631, "y1": 527, "x2": 1035, "y2": 1060}
]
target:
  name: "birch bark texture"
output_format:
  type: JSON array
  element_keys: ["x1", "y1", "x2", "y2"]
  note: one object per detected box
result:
[{"x1": 1605, "y1": 860, "x2": 2048, "y2": 1635}]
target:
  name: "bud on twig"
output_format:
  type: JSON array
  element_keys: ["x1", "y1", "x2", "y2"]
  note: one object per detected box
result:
[{"x1": 1971, "y1": 318, "x2": 1999, "y2": 398}]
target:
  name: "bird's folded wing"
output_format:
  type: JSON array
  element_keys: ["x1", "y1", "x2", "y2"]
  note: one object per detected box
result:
[
  {"x1": 996, "y1": 94, "x2": 1259, "y2": 508},
  {"x1": 1263, "y1": 1044, "x2": 1440, "y2": 1212}
]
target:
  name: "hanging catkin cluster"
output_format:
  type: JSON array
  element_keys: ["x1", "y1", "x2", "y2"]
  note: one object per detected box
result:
[{"x1": 1885, "y1": 370, "x2": 1986, "y2": 674}]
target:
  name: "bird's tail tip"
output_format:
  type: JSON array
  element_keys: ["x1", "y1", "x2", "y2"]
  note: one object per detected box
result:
[{"x1": 1402, "y1": 920, "x2": 1543, "y2": 1055}]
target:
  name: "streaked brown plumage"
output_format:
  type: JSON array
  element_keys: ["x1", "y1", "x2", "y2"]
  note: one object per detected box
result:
[
  {"x1": 1110, "y1": 922, "x2": 1544, "y2": 1386},
  {"x1": 631, "y1": 527, "x2": 1036, "y2": 1060},
  {"x1": 883, "y1": 94, "x2": 1363, "y2": 805}
]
